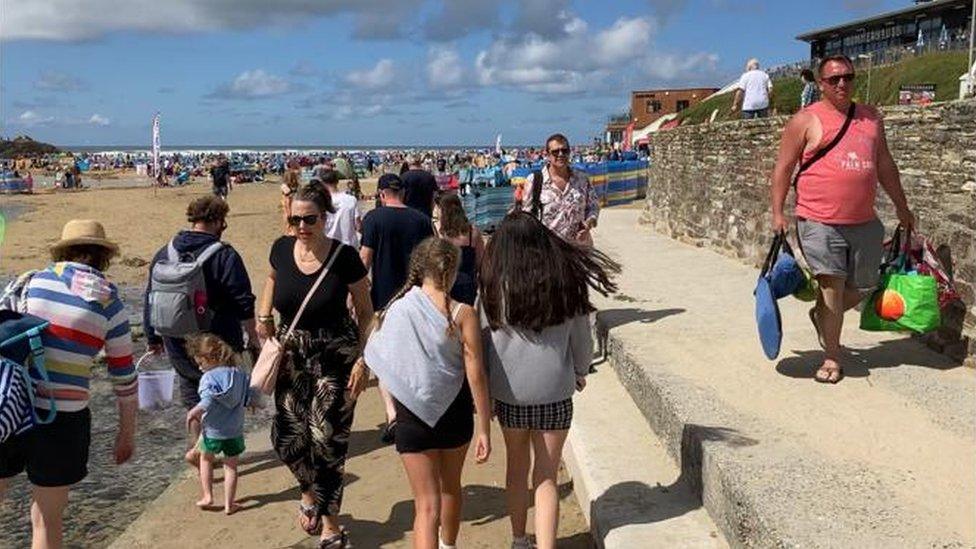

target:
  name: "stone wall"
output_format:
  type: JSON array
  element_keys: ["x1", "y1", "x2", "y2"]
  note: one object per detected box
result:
[{"x1": 642, "y1": 99, "x2": 976, "y2": 363}]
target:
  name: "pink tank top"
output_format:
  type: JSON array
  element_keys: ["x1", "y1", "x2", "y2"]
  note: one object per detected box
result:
[{"x1": 795, "y1": 102, "x2": 880, "y2": 225}]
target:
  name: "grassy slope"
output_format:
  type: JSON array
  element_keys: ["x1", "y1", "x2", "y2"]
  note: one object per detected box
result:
[{"x1": 677, "y1": 51, "x2": 969, "y2": 126}]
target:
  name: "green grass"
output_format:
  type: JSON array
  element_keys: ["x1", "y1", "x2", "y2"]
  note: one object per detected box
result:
[{"x1": 676, "y1": 51, "x2": 970, "y2": 126}]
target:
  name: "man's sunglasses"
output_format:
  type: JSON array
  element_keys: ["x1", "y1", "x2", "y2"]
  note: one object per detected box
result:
[
  {"x1": 287, "y1": 214, "x2": 320, "y2": 226},
  {"x1": 823, "y1": 73, "x2": 855, "y2": 86},
  {"x1": 548, "y1": 147, "x2": 571, "y2": 157}
]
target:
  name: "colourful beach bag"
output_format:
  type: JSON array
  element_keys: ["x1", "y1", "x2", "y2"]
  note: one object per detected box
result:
[
  {"x1": 0, "y1": 311, "x2": 56, "y2": 443},
  {"x1": 860, "y1": 227, "x2": 941, "y2": 334}
]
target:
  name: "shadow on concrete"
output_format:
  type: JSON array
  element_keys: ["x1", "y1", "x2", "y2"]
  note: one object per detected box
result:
[
  {"x1": 594, "y1": 308, "x2": 686, "y2": 366},
  {"x1": 240, "y1": 473, "x2": 362, "y2": 513},
  {"x1": 590, "y1": 424, "x2": 755, "y2": 543},
  {"x1": 775, "y1": 336, "x2": 962, "y2": 380},
  {"x1": 346, "y1": 422, "x2": 387, "y2": 460}
]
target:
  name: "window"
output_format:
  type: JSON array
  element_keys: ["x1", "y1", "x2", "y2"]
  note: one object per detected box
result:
[
  {"x1": 646, "y1": 100, "x2": 662, "y2": 113},
  {"x1": 676, "y1": 100, "x2": 690, "y2": 112}
]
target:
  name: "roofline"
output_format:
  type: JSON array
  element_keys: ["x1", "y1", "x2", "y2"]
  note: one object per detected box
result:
[
  {"x1": 630, "y1": 87, "x2": 720, "y2": 94},
  {"x1": 796, "y1": 0, "x2": 968, "y2": 41}
]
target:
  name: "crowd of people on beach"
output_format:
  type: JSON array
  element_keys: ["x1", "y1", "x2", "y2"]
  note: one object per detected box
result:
[{"x1": 0, "y1": 54, "x2": 924, "y2": 548}]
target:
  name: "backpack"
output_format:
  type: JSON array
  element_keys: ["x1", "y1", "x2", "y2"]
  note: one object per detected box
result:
[
  {"x1": 0, "y1": 310, "x2": 56, "y2": 442},
  {"x1": 148, "y1": 240, "x2": 224, "y2": 338}
]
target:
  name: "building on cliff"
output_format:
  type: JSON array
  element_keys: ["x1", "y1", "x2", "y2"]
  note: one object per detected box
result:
[{"x1": 797, "y1": 0, "x2": 973, "y2": 65}]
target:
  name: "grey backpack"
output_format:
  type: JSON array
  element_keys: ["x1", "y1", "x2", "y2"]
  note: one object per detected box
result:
[{"x1": 148, "y1": 241, "x2": 224, "y2": 338}]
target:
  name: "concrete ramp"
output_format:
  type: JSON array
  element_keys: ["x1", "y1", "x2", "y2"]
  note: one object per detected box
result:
[{"x1": 591, "y1": 208, "x2": 976, "y2": 548}]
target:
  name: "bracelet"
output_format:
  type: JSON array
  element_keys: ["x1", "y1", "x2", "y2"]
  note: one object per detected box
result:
[{"x1": 257, "y1": 315, "x2": 274, "y2": 323}]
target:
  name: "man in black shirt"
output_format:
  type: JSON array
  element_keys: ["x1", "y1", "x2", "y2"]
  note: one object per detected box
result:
[
  {"x1": 360, "y1": 173, "x2": 434, "y2": 442},
  {"x1": 210, "y1": 156, "x2": 230, "y2": 198},
  {"x1": 399, "y1": 156, "x2": 438, "y2": 218}
]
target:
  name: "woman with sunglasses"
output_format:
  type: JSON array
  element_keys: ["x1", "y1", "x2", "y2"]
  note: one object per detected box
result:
[{"x1": 256, "y1": 185, "x2": 373, "y2": 548}]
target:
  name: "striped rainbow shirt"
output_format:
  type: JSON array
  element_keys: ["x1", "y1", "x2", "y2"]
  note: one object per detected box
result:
[{"x1": 24, "y1": 262, "x2": 137, "y2": 412}]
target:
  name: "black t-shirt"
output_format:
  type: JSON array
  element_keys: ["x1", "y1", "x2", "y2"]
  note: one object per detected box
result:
[
  {"x1": 211, "y1": 164, "x2": 229, "y2": 187},
  {"x1": 401, "y1": 169, "x2": 438, "y2": 218},
  {"x1": 361, "y1": 206, "x2": 434, "y2": 309},
  {"x1": 269, "y1": 237, "x2": 368, "y2": 331}
]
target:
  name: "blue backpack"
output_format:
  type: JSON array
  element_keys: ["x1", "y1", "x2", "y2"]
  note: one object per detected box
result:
[{"x1": 0, "y1": 310, "x2": 56, "y2": 442}]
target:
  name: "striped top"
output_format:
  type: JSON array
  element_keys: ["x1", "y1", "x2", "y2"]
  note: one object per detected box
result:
[{"x1": 23, "y1": 262, "x2": 137, "y2": 412}]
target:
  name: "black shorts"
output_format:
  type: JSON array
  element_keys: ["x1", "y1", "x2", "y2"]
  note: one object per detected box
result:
[
  {"x1": 0, "y1": 408, "x2": 91, "y2": 487},
  {"x1": 394, "y1": 383, "x2": 473, "y2": 454}
]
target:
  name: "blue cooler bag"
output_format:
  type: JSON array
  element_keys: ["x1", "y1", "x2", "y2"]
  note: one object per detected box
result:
[{"x1": 0, "y1": 310, "x2": 56, "y2": 442}]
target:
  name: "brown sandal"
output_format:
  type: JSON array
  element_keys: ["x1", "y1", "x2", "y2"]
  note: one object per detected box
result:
[
  {"x1": 814, "y1": 364, "x2": 843, "y2": 384},
  {"x1": 299, "y1": 502, "x2": 322, "y2": 535}
]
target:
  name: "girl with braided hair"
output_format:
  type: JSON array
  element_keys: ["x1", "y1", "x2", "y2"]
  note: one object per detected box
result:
[{"x1": 364, "y1": 237, "x2": 492, "y2": 549}]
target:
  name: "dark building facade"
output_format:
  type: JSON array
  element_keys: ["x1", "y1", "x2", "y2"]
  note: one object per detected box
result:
[
  {"x1": 797, "y1": 0, "x2": 973, "y2": 63},
  {"x1": 631, "y1": 88, "x2": 718, "y2": 129}
]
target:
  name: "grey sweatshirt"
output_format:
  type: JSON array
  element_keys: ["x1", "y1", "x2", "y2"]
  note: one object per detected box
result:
[{"x1": 483, "y1": 314, "x2": 592, "y2": 406}]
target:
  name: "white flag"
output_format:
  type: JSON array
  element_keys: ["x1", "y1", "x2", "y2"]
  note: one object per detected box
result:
[{"x1": 151, "y1": 113, "x2": 161, "y2": 178}]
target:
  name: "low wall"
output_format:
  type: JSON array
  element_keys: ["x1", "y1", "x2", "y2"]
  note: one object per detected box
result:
[{"x1": 642, "y1": 99, "x2": 976, "y2": 363}]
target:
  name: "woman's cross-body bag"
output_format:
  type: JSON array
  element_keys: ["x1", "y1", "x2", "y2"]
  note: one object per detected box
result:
[{"x1": 250, "y1": 244, "x2": 343, "y2": 396}]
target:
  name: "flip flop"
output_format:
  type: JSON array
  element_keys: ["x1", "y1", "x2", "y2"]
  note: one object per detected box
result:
[
  {"x1": 814, "y1": 364, "x2": 843, "y2": 384},
  {"x1": 319, "y1": 529, "x2": 349, "y2": 549},
  {"x1": 299, "y1": 502, "x2": 322, "y2": 535}
]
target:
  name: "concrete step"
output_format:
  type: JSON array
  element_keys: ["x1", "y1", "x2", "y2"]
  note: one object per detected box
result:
[
  {"x1": 565, "y1": 361, "x2": 727, "y2": 548},
  {"x1": 590, "y1": 208, "x2": 976, "y2": 549}
]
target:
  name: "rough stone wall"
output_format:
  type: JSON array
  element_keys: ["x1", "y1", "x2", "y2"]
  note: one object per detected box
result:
[{"x1": 642, "y1": 99, "x2": 976, "y2": 363}]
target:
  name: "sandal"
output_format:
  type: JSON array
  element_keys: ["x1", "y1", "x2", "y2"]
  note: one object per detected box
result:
[
  {"x1": 380, "y1": 421, "x2": 397, "y2": 445},
  {"x1": 299, "y1": 502, "x2": 322, "y2": 535},
  {"x1": 814, "y1": 364, "x2": 843, "y2": 384},
  {"x1": 319, "y1": 529, "x2": 349, "y2": 549}
]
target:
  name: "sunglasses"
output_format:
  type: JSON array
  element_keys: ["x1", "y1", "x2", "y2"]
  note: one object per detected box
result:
[
  {"x1": 548, "y1": 147, "x2": 571, "y2": 157},
  {"x1": 823, "y1": 73, "x2": 855, "y2": 86},
  {"x1": 287, "y1": 214, "x2": 319, "y2": 227}
]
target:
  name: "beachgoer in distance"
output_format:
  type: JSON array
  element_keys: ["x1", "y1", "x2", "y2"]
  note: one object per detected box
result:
[
  {"x1": 800, "y1": 68, "x2": 820, "y2": 108},
  {"x1": 435, "y1": 193, "x2": 484, "y2": 306},
  {"x1": 480, "y1": 212, "x2": 619, "y2": 549},
  {"x1": 144, "y1": 196, "x2": 258, "y2": 467},
  {"x1": 359, "y1": 173, "x2": 435, "y2": 444},
  {"x1": 0, "y1": 220, "x2": 138, "y2": 549},
  {"x1": 317, "y1": 169, "x2": 362, "y2": 249},
  {"x1": 185, "y1": 334, "x2": 255, "y2": 515},
  {"x1": 771, "y1": 54, "x2": 915, "y2": 384},
  {"x1": 731, "y1": 58, "x2": 773, "y2": 119},
  {"x1": 401, "y1": 156, "x2": 439, "y2": 218},
  {"x1": 255, "y1": 185, "x2": 373, "y2": 547},
  {"x1": 281, "y1": 159, "x2": 302, "y2": 233},
  {"x1": 364, "y1": 237, "x2": 492, "y2": 549},
  {"x1": 211, "y1": 156, "x2": 231, "y2": 198},
  {"x1": 521, "y1": 133, "x2": 600, "y2": 246}
]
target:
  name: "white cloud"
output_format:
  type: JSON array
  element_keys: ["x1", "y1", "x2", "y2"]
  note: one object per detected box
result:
[
  {"x1": 208, "y1": 69, "x2": 291, "y2": 100},
  {"x1": 34, "y1": 70, "x2": 87, "y2": 92},
  {"x1": 344, "y1": 59, "x2": 397, "y2": 91},
  {"x1": 1, "y1": 0, "x2": 418, "y2": 41},
  {"x1": 476, "y1": 16, "x2": 654, "y2": 95},
  {"x1": 426, "y1": 47, "x2": 466, "y2": 90},
  {"x1": 643, "y1": 52, "x2": 722, "y2": 82},
  {"x1": 16, "y1": 110, "x2": 56, "y2": 126},
  {"x1": 424, "y1": 0, "x2": 499, "y2": 41},
  {"x1": 88, "y1": 113, "x2": 111, "y2": 126}
]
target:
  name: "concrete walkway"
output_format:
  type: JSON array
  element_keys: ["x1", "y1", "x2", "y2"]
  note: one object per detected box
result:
[
  {"x1": 110, "y1": 386, "x2": 590, "y2": 548},
  {"x1": 590, "y1": 208, "x2": 976, "y2": 548}
]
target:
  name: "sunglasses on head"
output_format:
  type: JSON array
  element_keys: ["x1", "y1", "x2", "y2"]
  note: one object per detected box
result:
[
  {"x1": 548, "y1": 147, "x2": 571, "y2": 157},
  {"x1": 824, "y1": 73, "x2": 855, "y2": 86},
  {"x1": 287, "y1": 214, "x2": 319, "y2": 226}
]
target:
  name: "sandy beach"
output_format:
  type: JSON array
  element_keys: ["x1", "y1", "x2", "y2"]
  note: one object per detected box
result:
[{"x1": 0, "y1": 178, "x2": 591, "y2": 548}]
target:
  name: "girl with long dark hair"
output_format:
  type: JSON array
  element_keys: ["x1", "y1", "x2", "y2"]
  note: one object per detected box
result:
[
  {"x1": 434, "y1": 193, "x2": 484, "y2": 306},
  {"x1": 480, "y1": 212, "x2": 619, "y2": 549}
]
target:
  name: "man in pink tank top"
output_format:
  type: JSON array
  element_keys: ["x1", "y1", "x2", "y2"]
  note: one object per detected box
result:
[{"x1": 770, "y1": 55, "x2": 915, "y2": 384}]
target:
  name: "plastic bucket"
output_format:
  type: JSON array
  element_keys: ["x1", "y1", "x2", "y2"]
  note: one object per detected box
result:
[{"x1": 135, "y1": 352, "x2": 176, "y2": 410}]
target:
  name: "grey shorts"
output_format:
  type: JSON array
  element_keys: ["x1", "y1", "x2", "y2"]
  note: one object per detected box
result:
[{"x1": 797, "y1": 217, "x2": 885, "y2": 292}]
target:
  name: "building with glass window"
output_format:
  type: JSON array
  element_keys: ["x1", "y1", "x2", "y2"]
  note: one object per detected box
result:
[{"x1": 797, "y1": 0, "x2": 973, "y2": 65}]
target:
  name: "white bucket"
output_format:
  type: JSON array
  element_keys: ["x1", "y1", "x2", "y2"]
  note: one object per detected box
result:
[{"x1": 135, "y1": 352, "x2": 176, "y2": 410}]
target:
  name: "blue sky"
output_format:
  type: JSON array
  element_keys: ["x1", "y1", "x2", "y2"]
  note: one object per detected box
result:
[{"x1": 1, "y1": 0, "x2": 906, "y2": 147}]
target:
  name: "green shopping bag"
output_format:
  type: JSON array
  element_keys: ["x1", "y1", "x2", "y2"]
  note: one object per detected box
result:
[{"x1": 860, "y1": 226, "x2": 941, "y2": 334}]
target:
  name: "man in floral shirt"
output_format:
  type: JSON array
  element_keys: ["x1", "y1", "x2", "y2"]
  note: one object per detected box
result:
[{"x1": 521, "y1": 133, "x2": 599, "y2": 246}]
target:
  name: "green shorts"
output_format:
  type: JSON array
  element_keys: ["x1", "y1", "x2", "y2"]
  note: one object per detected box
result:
[{"x1": 199, "y1": 436, "x2": 245, "y2": 457}]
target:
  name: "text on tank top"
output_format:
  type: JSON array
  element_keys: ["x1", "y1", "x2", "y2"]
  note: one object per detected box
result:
[{"x1": 795, "y1": 102, "x2": 880, "y2": 225}]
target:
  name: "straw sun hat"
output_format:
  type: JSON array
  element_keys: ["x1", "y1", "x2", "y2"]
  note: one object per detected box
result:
[{"x1": 50, "y1": 219, "x2": 119, "y2": 256}]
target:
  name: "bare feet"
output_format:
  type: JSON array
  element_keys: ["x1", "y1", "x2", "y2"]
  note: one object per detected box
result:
[
  {"x1": 196, "y1": 496, "x2": 213, "y2": 509},
  {"x1": 225, "y1": 502, "x2": 242, "y2": 515}
]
